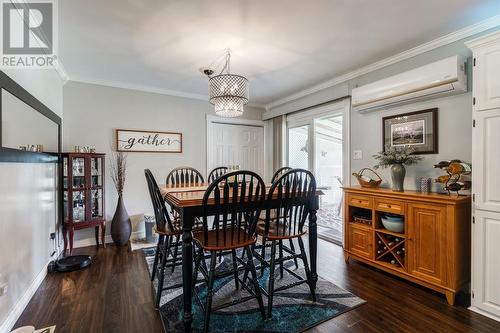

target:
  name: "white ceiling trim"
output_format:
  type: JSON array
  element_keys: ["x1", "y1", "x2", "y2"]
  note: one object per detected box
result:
[
  {"x1": 53, "y1": 61, "x2": 69, "y2": 83},
  {"x1": 67, "y1": 76, "x2": 265, "y2": 108},
  {"x1": 266, "y1": 13, "x2": 500, "y2": 111}
]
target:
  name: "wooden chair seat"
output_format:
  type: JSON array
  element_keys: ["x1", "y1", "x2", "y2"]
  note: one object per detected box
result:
[
  {"x1": 256, "y1": 220, "x2": 306, "y2": 240},
  {"x1": 154, "y1": 219, "x2": 204, "y2": 236},
  {"x1": 193, "y1": 228, "x2": 256, "y2": 251}
]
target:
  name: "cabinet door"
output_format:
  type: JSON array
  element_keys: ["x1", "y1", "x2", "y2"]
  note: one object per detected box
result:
[
  {"x1": 473, "y1": 45, "x2": 500, "y2": 112},
  {"x1": 407, "y1": 203, "x2": 446, "y2": 285},
  {"x1": 348, "y1": 225, "x2": 373, "y2": 259},
  {"x1": 473, "y1": 110, "x2": 500, "y2": 212},
  {"x1": 472, "y1": 210, "x2": 500, "y2": 318}
]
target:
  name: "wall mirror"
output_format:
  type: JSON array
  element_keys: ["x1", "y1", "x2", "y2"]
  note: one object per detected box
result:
[{"x1": 0, "y1": 71, "x2": 61, "y2": 162}]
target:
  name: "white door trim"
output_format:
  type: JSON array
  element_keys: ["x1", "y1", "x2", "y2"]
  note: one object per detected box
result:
[{"x1": 206, "y1": 115, "x2": 269, "y2": 180}]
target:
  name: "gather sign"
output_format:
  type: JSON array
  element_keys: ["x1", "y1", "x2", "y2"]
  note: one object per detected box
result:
[{"x1": 116, "y1": 129, "x2": 182, "y2": 153}]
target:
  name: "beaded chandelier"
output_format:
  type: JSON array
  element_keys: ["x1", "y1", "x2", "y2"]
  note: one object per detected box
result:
[{"x1": 207, "y1": 50, "x2": 249, "y2": 117}]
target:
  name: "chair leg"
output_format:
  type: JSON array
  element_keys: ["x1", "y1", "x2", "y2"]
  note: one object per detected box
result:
[
  {"x1": 289, "y1": 239, "x2": 299, "y2": 269},
  {"x1": 245, "y1": 246, "x2": 266, "y2": 320},
  {"x1": 155, "y1": 236, "x2": 171, "y2": 309},
  {"x1": 171, "y1": 235, "x2": 180, "y2": 273},
  {"x1": 297, "y1": 236, "x2": 316, "y2": 302},
  {"x1": 267, "y1": 240, "x2": 277, "y2": 319},
  {"x1": 231, "y1": 249, "x2": 239, "y2": 290},
  {"x1": 193, "y1": 246, "x2": 203, "y2": 290},
  {"x1": 151, "y1": 235, "x2": 163, "y2": 281},
  {"x1": 278, "y1": 240, "x2": 284, "y2": 279},
  {"x1": 203, "y1": 252, "x2": 217, "y2": 333},
  {"x1": 261, "y1": 239, "x2": 267, "y2": 277}
]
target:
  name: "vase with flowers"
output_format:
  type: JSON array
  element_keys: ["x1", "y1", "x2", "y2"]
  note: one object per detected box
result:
[
  {"x1": 110, "y1": 151, "x2": 131, "y2": 246},
  {"x1": 373, "y1": 146, "x2": 422, "y2": 192}
]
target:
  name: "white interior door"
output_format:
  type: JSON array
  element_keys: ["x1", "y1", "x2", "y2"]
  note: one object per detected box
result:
[{"x1": 208, "y1": 122, "x2": 265, "y2": 176}]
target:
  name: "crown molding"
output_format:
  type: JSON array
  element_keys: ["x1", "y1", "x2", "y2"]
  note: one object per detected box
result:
[
  {"x1": 53, "y1": 60, "x2": 69, "y2": 83},
  {"x1": 266, "y1": 14, "x2": 500, "y2": 111},
  {"x1": 465, "y1": 29, "x2": 500, "y2": 49},
  {"x1": 68, "y1": 76, "x2": 209, "y2": 101},
  {"x1": 66, "y1": 76, "x2": 265, "y2": 108}
]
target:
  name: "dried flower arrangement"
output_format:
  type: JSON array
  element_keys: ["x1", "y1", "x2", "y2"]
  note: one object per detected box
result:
[
  {"x1": 110, "y1": 151, "x2": 127, "y2": 196},
  {"x1": 373, "y1": 145, "x2": 423, "y2": 169}
]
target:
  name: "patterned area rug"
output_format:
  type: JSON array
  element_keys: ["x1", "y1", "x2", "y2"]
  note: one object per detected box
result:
[{"x1": 143, "y1": 247, "x2": 365, "y2": 333}]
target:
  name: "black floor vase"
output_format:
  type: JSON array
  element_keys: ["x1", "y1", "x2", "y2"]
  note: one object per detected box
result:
[{"x1": 111, "y1": 195, "x2": 131, "y2": 246}]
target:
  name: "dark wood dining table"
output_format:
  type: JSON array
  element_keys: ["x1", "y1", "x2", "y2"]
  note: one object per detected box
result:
[{"x1": 160, "y1": 183, "x2": 321, "y2": 332}]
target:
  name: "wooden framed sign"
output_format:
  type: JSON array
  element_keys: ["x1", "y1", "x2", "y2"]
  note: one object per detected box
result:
[{"x1": 116, "y1": 129, "x2": 182, "y2": 153}]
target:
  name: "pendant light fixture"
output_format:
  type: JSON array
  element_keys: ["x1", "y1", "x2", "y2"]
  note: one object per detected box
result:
[{"x1": 205, "y1": 49, "x2": 249, "y2": 117}]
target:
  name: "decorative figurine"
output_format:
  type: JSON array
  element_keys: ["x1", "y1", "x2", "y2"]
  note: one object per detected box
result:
[{"x1": 434, "y1": 160, "x2": 472, "y2": 196}]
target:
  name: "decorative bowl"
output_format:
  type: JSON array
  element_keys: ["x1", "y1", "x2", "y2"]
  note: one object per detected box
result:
[{"x1": 381, "y1": 216, "x2": 404, "y2": 233}]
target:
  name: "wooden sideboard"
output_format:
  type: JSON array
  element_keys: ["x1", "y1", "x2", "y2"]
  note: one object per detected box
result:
[{"x1": 343, "y1": 186, "x2": 471, "y2": 305}]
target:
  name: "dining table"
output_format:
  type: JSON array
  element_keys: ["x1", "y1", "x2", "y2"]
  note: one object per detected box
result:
[{"x1": 160, "y1": 182, "x2": 322, "y2": 332}]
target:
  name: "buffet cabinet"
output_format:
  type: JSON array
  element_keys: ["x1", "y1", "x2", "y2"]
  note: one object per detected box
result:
[
  {"x1": 343, "y1": 186, "x2": 471, "y2": 305},
  {"x1": 62, "y1": 152, "x2": 106, "y2": 255}
]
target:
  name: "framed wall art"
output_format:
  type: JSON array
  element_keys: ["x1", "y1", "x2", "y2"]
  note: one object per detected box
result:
[
  {"x1": 116, "y1": 129, "x2": 182, "y2": 153},
  {"x1": 382, "y1": 108, "x2": 438, "y2": 154}
]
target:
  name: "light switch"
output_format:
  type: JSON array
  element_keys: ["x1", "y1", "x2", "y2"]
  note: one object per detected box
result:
[{"x1": 353, "y1": 150, "x2": 363, "y2": 160}]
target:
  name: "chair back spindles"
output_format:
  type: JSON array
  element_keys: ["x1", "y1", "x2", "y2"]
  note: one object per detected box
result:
[
  {"x1": 145, "y1": 169, "x2": 175, "y2": 232},
  {"x1": 207, "y1": 166, "x2": 228, "y2": 183},
  {"x1": 264, "y1": 169, "x2": 316, "y2": 238},
  {"x1": 201, "y1": 171, "x2": 265, "y2": 248},
  {"x1": 166, "y1": 167, "x2": 204, "y2": 187},
  {"x1": 271, "y1": 166, "x2": 292, "y2": 183}
]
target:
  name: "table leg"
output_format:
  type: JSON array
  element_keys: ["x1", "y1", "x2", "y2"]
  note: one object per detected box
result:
[
  {"x1": 308, "y1": 196, "x2": 319, "y2": 290},
  {"x1": 69, "y1": 227, "x2": 74, "y2": 256},
  {"x1": 95, "y1": 226, "x2": 99, "y2": 248},
  {"x1": 63, "y1": 225, "x2": 68, "y2": 257},
  {"x1": 101, "y1": 221, "x2": 106, "y2": 248},
  {"x1": 181, "y1": 208, "x2": 194, "y2": 332}
]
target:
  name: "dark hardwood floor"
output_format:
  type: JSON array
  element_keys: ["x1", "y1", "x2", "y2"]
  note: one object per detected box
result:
[{"x1": 14, "y1": 240, "x2": 500, "y2": 333}]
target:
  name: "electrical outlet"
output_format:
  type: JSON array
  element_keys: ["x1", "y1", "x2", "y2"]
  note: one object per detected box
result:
[
  {"x1": 0, "y1": 283, "x2": 8, "y2": 296},
  {"x1": 353, "y1": 150, "x2": 363, "y2": 160}
]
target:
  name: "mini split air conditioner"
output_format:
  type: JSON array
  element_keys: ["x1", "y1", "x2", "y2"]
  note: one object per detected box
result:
[{"x1": 351, "y1": 55, "x2": 467, "y2": 112}]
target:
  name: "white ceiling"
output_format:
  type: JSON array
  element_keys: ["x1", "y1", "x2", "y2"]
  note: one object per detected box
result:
[{"x1": 60, "y1": 0, "x2": 500, "y2": 106}]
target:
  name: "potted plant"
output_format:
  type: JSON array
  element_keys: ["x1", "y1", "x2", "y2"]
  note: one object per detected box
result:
[
  {"x1": 373, "y1": 146, "x2": 422, "y2": 192},
  {"x1": 110, "y1": 151, "x2": 131, "y2": 246}
]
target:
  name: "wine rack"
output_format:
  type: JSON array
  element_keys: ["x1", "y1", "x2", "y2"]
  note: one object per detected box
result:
[{"x1": 375, "y1": 231, "x2": 406, "y2": 271}]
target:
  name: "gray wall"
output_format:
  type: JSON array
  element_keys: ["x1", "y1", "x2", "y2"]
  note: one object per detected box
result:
[
  {"x1": 0, "y1": 68, "x2": 63, "y2": 332},
  {"x1": 62, "y1": 81, "x2": 266, "y2": 242},
  {"x1": 347, "y1": 37, "x2": 474, "y2": 191},
  {"x1": 266, "y1": 28, "x2": 500, "y2": 191}
]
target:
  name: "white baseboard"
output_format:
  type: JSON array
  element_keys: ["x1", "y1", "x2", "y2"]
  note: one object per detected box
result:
[
  {"x1": 73, "y1": 231, "x2": 145, "y2": 249},
  {"x1": 469, "y1": 306, "x2": 500, "y2": 323},
  {"x1": 0, "y1": 260, "x2": 51, "y2": 333}
]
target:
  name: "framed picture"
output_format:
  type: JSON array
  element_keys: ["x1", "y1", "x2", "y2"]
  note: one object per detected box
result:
[
  {"x1": 116, "y1": 129, "x2": 182, "y2": 153},
  {"x1": 382, "y1": 108, "x2": 438, "y2": 154}
]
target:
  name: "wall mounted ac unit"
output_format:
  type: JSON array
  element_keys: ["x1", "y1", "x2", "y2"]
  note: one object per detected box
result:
[{"x1": 351, "y1": 55, "x2": 467, "y2": 112}]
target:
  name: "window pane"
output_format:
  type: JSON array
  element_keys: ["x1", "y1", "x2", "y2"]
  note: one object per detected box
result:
[{"x1": 288, "y1": 125, "x2": 309, "y2": 169}]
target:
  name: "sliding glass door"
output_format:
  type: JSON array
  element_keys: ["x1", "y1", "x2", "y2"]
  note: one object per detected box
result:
[
  {"x1": 313, "y1": 115, "x2": 343, "y2": 242},
  {"x1": 286, "y1": 103, "x2": 347, "y2": 244}
]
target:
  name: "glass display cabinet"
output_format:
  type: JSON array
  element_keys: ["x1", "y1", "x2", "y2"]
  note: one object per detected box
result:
[{"x1": 62, "y1": 152, "x2": 106, "y2": 255}]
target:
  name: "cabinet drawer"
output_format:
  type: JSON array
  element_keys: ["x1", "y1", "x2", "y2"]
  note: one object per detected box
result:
[
  {"x1": 348, "y1": 194, "x2": 373, "y2": 209},
  {"x1": 375, "y1": 198, "x2": 405, "y2": 215},
  {"x1": 348, "y1": 225, "x2": 373, "y2": 259}
]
